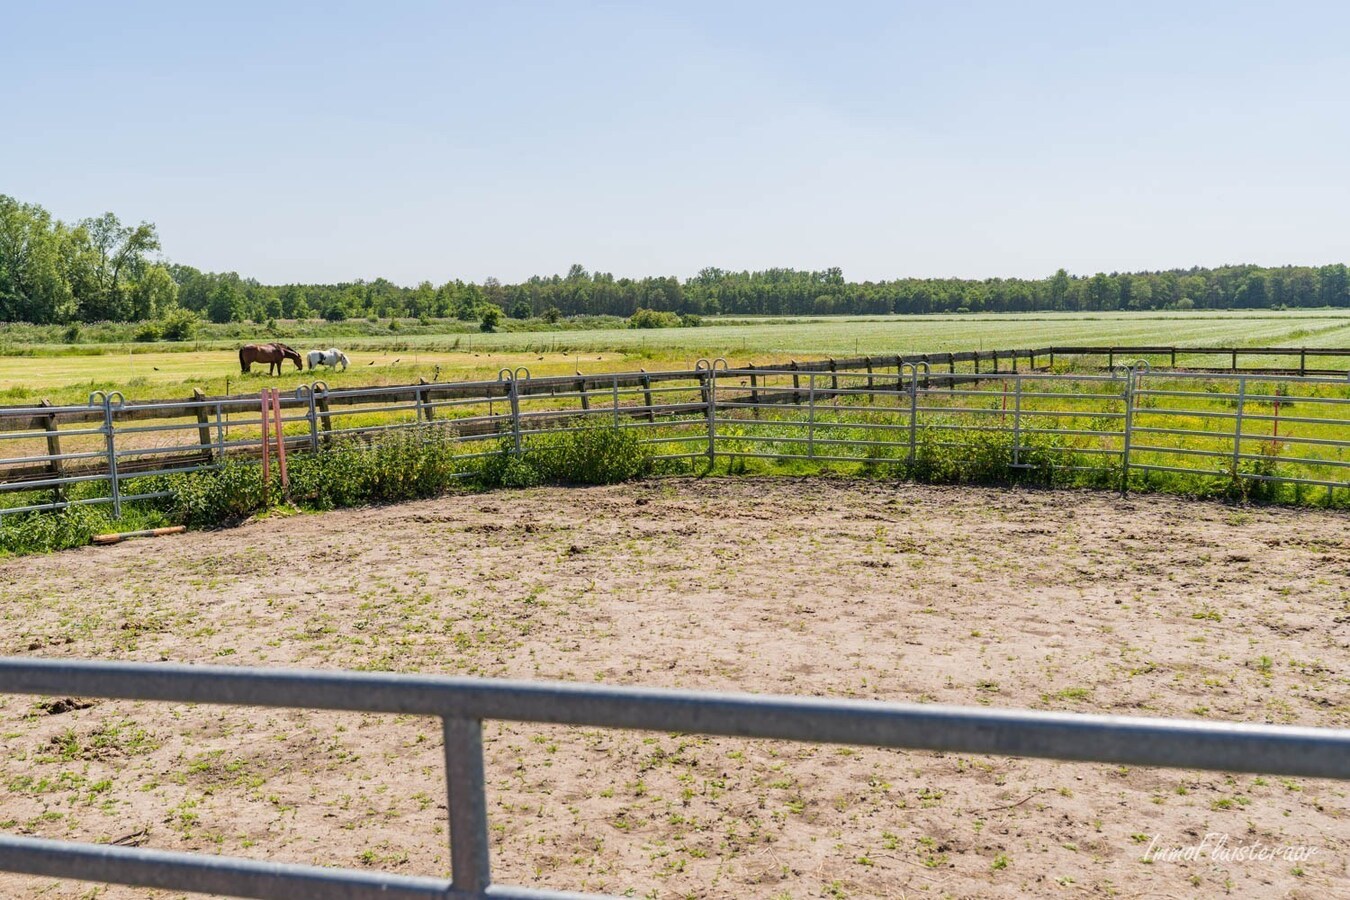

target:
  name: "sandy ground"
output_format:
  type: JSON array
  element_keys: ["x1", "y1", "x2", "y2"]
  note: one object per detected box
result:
[{"x1": 0, "y1": 478, "x2": 1347, "y2": 899}]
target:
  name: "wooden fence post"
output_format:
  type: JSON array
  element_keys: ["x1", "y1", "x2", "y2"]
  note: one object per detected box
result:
[
  {"x1": 40, "y1": 400, "x2": 65, "y2": 504},
  {"x1": 747, "y1": 364, "x2": 760, "y2": 419},
  {"x1": 1300, "y1": 349, "x2": 1307, "y2": 377},
  {"x1": 790, "y1": 361, "x2": 800, "y2": 405},
  {"x1": 576, "y1": 376, "x2": 590, "y2": 410},
  {"x1": 864, "y1": 357, "x2": 874, "y2": 404},
  {"x1": 316, "y1": 389, "x2": 333, "y2": 447},
  {"x1": 192, "y1": 388, "x2": 213, "y2": 462},
  {"x1": 828, "y1": 358, "x2": 838, "y2": 394},
  {"x1": 641, "y1": 370, "x2": 655, "y2": 422},
  {"x1": 418, "y1": 378, "x2": 435, "y2": 421}
]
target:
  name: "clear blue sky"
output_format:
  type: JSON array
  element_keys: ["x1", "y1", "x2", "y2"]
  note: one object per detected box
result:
[{"x1": 6, "y1": 1, "x2": 1348, "y2": 285}]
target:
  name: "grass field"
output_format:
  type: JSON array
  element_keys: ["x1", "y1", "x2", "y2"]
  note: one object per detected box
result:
[{"x1": 3, "y1": 310, "x2": 1350, "y2": 406}]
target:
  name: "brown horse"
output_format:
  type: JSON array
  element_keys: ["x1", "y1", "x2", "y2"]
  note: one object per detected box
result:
[{"x1": 239, "y1": 342, "x2": 303, "y2": 375}]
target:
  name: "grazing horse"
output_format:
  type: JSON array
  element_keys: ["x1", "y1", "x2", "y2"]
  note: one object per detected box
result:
[
  {"x1": 306, "y1": 348, "x2": 351, "y2": 371},
  {"x1": 239, "y1": 342, "x2": 303, "y2": 376}
]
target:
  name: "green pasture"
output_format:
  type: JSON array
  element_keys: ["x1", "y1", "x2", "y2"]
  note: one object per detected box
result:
[
  {"x1": 3, "y1": 310, "x2": 1350, "y2": 407},
  {"x1": 0, "y1": 349, "x2": 644, "y2": 407}
]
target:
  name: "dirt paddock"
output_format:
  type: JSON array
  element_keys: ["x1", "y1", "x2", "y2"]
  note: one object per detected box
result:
[{"x1": 1, "y1": 478, "x2": 1347, "y2": 899}]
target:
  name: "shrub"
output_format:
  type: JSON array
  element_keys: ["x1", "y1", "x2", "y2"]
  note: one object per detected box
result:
[
  {"x1": 469, "y1": 426, "x2": 651, "y2": 488},
  {"x1": 530, "y1": 423, "x2": 652, "y2": 485},
  {"x1": 0, "y1": 504, "x2": 113, "y2": 555},
  {"x1": 133, "y1": 321, "x2": 162, "y2": 342},
  {"x1": 62, "y1": 323, "x2": 82, "y2": 343},
  {"x1": 628, "y1": 308, "x2": 681, "y2": 329},
  {"x1": 472, "y1": 440, "x2": 544, "y2": 489},
  {"x1": 159, "y1": 307, "x2": 199, "y2": 341},
  {"x1": 358, "y1": 429, "x2": 462, "y2": 503},
  {"x1": 907, "y1": 427, "x2": 1016, "y2": 485},
  {"x1": 166, "y1": 461, "x2": 267, "y2": 529},
  {"x1": 1227, "y1": 439, "x2": 1284, "y2": 504},
  {"x1": 288, "y1": 428, "x2": 464, "y2": 508}
]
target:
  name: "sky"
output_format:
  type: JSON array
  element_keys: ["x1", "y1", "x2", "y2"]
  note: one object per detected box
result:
[{"x1": 5, "y1": 1, "x2": 1350, "y2": 285}]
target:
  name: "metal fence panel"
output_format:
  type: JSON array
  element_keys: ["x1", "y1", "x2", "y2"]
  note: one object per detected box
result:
[{"x1": 1, "y1": 657, "x2": 1348, "y2": 899}]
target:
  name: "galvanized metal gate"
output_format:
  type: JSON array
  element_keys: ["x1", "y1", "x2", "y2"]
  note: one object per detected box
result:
[{"x1": 0, "y1": 658, "x2": 1348, "y2": 899}]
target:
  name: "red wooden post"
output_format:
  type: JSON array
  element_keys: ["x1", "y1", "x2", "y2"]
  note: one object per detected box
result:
[
  {"x1": 271, "y1": 388, "x2": 289, "y2": 490},
  {"x1": 260, "y1": 389, "x2": 271, "y2": 505}
]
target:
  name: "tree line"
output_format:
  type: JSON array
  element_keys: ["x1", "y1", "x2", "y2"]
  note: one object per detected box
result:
[{"x1": 4, "y1": 194, "x2": 1349, "y2": 327}]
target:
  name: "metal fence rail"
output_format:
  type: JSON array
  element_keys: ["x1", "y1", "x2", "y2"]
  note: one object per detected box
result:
[
  {"x1": 3, "y1": 354, "x2": 1350, "y2": 519},
  {"x1": 1, "y1": 657, "x2": 1348, "y2": 899},
  {"x1": 706, "y1": 363, "x2": 1350, "y2": 495}
]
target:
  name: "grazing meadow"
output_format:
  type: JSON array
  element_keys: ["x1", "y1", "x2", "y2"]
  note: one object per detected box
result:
[{"x1": 3, "y1": 309, "x2": 1350, "y2": 406}]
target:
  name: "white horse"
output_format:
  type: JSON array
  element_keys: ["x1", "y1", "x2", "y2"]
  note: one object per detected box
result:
[{"x1": 306, "y1": 348, "x2": 350, "y2": 371}]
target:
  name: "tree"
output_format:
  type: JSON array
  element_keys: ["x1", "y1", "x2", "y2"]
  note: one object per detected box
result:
[
  {"x1": 479, "y1": 305, "x2": 501, "y2": 332},
  {"x1": 1236, "y1": 274, "x2": 1269, "y2": 308},
  {"x1": 542, "y1": 305, "x2": 561, "y2": 324},
  {"x1": 407, "y1": 281, "x2": 435, "y2": 318},
  {"x1": 78, "y1": 212, "x2": 160, "y2": 321},
  {"x1": 207, "y1": 281, "x2": 244, "y2": 323},
  {"x1": 1086, "y1": 273, "x2": 1117, "y2": 311},
  {"x1": 1320, "y1": 264, "x2": 1348, "y2": 307},
  {"x1": 132, "y1": 265, "x2": 178, "y2": 320},
  {"x1": 0, "y1": 195, "x2": 73, "y2": 323},
  {"x1": 1049, "y1": 268, "x2": 1070, "y2": 310},
  {"x1": 280, "y1": 285, "x2": 309, "y2": 318}
]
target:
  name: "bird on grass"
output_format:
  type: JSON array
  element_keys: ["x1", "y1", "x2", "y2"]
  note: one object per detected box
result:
[
  {"x1": 392, "y1": 359, "x2": 400, "y2": 365},
  {"x1": 152, "y1": 367, "x2": 160, "y2": 371},
  {"x1": 367, "y1": 360, "x2": 375, "y2": 366}
]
